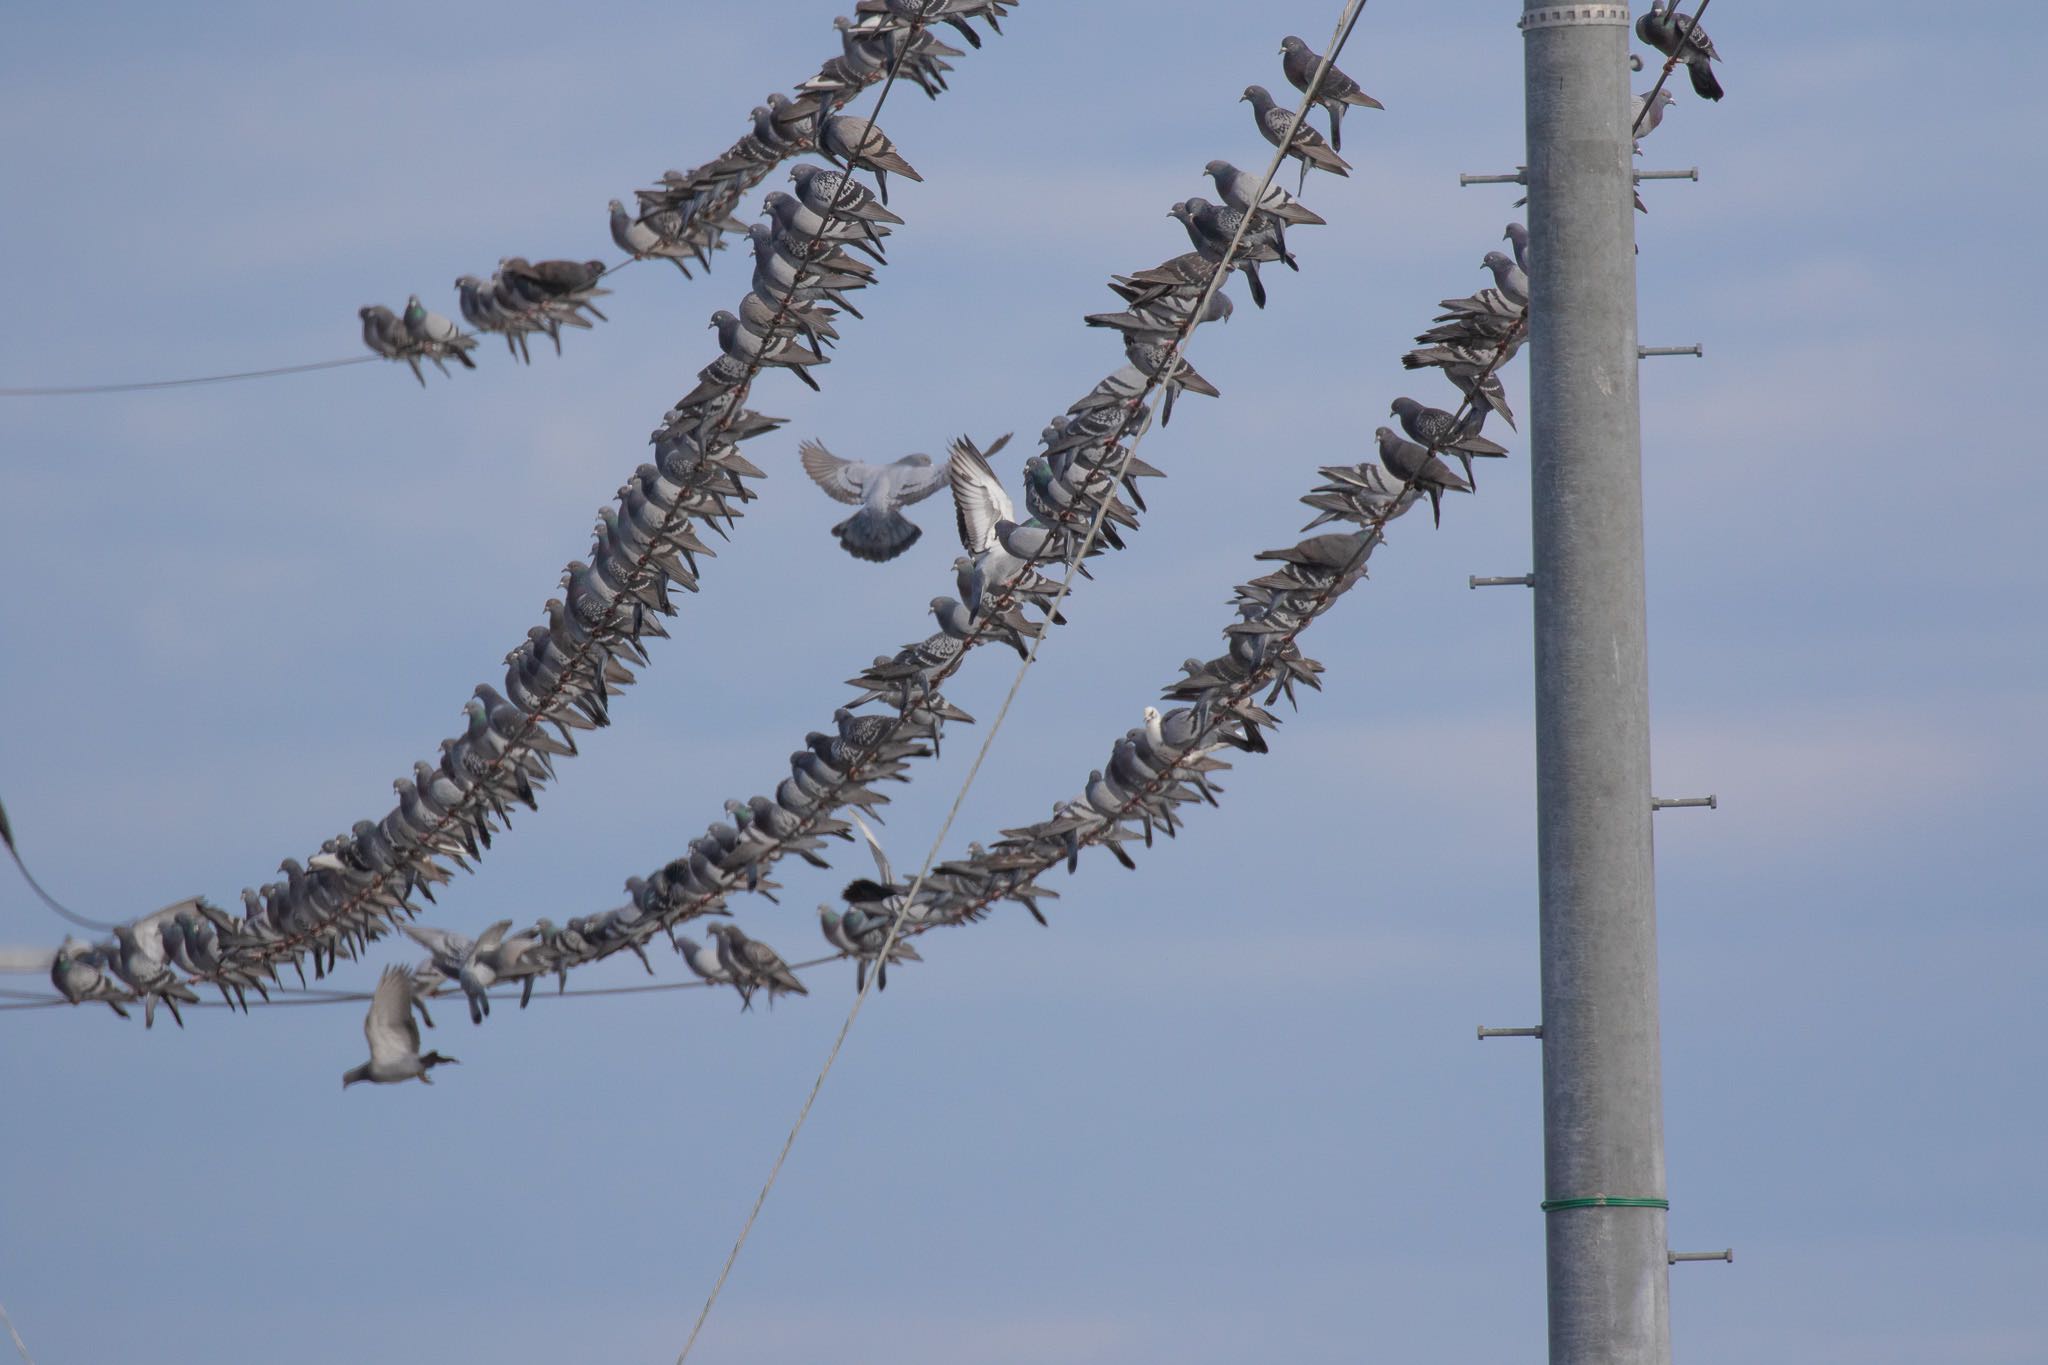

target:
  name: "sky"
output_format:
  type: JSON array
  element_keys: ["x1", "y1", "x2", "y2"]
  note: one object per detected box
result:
[{"x1": 1, "y1": 2, "x2": 2044, "y2": 1362}]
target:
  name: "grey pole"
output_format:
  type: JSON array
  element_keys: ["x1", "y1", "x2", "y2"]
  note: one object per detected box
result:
[{"x1": 1519, "y1": 4, "x2": 1672, "y2": 1363}]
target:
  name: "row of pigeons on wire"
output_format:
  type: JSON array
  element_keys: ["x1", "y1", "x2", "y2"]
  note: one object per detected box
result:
[
  {"x1": 318, "y1": 38, "x2": 1411, "y2": 1080},
  {"x1": 45, "y1": 111, "x2": 947, "y2": 1027},
  {"x1": 43, "y1": 27, "x2": 1368, "y2": 1051},
  {"x1": 352, "y1": 2, "x2": 1013, "y2": 382},
  {"x1": 339, "y1": 195, "x2": 1532, "y2": 1084},
  {"x1": 876, "y1": 0, "x2": 1736, "y2": 943}
]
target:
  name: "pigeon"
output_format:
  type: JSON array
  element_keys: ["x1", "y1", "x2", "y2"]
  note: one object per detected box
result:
[
  {"x1": 1278, "y1": 35, "x2": 1383, "y2": 151},
  {"x1": 1503, "y1": 222, "x2": 1530, "y2": 274},
  {"x1": 1481, "y1": 251, "x2": 1529, "y2": 310},
  {"x1": 676, "y1": 935, "x2": 735, "y2": 989},
  {"x1": 1636, "y1": 0, "x2": 1723, "y2": 102},
  {"x1": 819, "y1": 116, "x2": 923, "y2": 203},
  {"x1": 1202, "y1": 159, "x2": 1326, "y2": 227},
  {"x1": 1242, "y1": 84, "x2": 1350, "y2": 190},
  {"x1": 343, "y1": 965, "x2": 456, "y2": 1087},
  {"x1": 1391, "y1": 394, "x2": 1509, "y2": 487},
  {"x1": 1170, "y1": 196, "x2": 1293, "y2": 310},
  {"x1": 1375, "y1": 425, "x2": 1472, "y2": 526},
  {"x1": 1630, "y1": 88, "x2": 1676, "y2": 149},
  {"x1": 799, "y1": 439, "x2": 949, "y2": 562},
  {"x1": 707, "y1": 923, "x2": 808, "y2": 1009},
  {"x1": 49, "y1": 937, "x2": 130, "y2": 1017},
  {"x1": 609, "y1": 199, "x2": 693, "y2": 275}
]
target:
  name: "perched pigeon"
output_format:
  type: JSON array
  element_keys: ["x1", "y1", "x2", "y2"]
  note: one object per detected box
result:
[
  {"x1": 1481, "y1": 251, "x2": 1529, "y2": 310},
  {"x1": 402, "y1": 295, "x2": 478, "y2": 373},
  {"x1": 343, "y1": 965, "x2": 456, "y2": 1087},
  {"x1": 819, "y1": 116, "x2": 923, "y2": 203},
  {"x1": 1375, "y1": 425, "x2": 1472, "y2": 526},
  {"x1": 1242, "y1": 84, "x2": 1350, "y2": 189},
  {"x1": 1630, "y1": 88, "x2": 1676, "y2": 149},
  {"x1": 609, "y1": 199, "x2": 694, "y2": 275},
  {"x1": 1279, "y1": 35, "x2": 1383, "y2": 151},
  {"x1": 1503, "y1": 222, "x2": 1530, "y2": 274},
  {"x1": 708, "y1": 923, "x2": 808, "y2": 1009},
  {"x1": 1636, "y1": 0, "x2": 1723, "y2": 102},
  {"x1": 1391, "y1": 394, "x2": 1508, "y2": 488},
  {"x1": 1203, "y1": 159, "x2": 1326, "y2": 226},
  {"x1": 799, "y1": 439, "x2": 949, "y2": 562}
]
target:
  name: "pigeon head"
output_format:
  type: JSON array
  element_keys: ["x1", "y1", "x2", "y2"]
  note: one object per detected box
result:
[
  {"x1": 1483, "y1": 250, "x2": 1515, "y2": 272},
  {"x1": 1241, "y1": 84, "x2": 1269, "y2": 104},
  {"x1": 1280, "y1": 35, "x2": 1305, "y2": 53},
  {"x1": 1202, "y1": 159, "x2": 1232, "y2": 179},
  {"x1": 708, "y1": 310, "x2": 736, "y2": 328}
]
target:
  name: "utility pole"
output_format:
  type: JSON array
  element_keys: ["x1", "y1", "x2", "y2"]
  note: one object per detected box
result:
[{"x1": 1519, "y1": 3, "x2": 1672, "y2": 1362}]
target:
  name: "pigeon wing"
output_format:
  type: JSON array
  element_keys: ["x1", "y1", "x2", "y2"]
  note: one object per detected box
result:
[
  {"x1": 946, "y1": 434, "x2": 1015, "y2": 554},
  {"x1": 800, "y1": 439, "x2": 872, "y2": 505},
  {"x1": 366, "y1": 965, "x2": 420, "y2": 1065},
  {"x1": 469, "y1": 920, "x2": 513, "y2": 962},
  {"x1": 852, "y1": 811, "x2": 895, "y2": 886},
  {"x1": 893, "y1": 458, "x2": 953, "y2": 507}
]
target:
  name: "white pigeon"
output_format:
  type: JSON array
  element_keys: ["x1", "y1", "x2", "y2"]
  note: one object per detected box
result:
[
  {"x1": 799, "y1": 439, "x2": 949, "y2": 562},
  {"x1": 343, "y1": 965, "x2": 456, "y2": 1087}
]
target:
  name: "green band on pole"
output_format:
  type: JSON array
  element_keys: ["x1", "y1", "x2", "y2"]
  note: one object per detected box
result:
[{"x1": 1540, "y1": 1196, "x2": 1669, "y2": 1212}]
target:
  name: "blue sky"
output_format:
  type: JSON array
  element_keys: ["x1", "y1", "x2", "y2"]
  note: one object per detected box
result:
[{"x1": 1, "y1": 2, "x2": 2043, "y2": 1362}]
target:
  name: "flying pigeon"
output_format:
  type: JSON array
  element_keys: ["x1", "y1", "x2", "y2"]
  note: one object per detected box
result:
[
  {"x1": 343, "y1": 965, "x2": 457, "y2": 1087},
  {"x1": 799, "y1": 439, "x2": 949, "y2": 562}
]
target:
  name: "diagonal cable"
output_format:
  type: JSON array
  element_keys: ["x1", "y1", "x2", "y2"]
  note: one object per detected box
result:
[{"x1": 670, "y1": 2, "x2": 1373, "y2": 1356}]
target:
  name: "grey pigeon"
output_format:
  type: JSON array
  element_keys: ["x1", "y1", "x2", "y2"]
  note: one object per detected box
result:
[
  {"x1": 1169, "y1": 196, "x2": 1293, "y2": 310},
  {"x1": 710, "y1": 309, "x2": 828, "y2": 391},
  {"x1": 1242, "y1": 84, "x2": 1350, "y2": 189},
  {"x1": 819, "y1": 116, "x2": 923, "y2": 203},
  {"x1": 1481, "y1": 251, "x2": 1529, "y2": 310},
  {"x1": 1637, "y1": 0, "x2": 1723, "y2": 101},
  {"x1": 708, "y1": 923, "x2": 808, "y2": 1009},
  {"x1": 799, "y1": 439, "x2": 949, "y2": 562},
  {"x1": 609, "y1": 199, "x2": 693, "y2": 275},
  {"x1": 343, "y1": 965, "x2": 456, "y2": 1087},
  {"x1": 1503, "y1": 222, "x2": 1530, "y2": 274},
  {"x1": 1278, "y1": 34, "x2": 1383, "y2": 151},
  {"x1": 1391, "y1": 394, "x2": 1508, "y2": 488},
  {"x1": 1631, "y1": 88, "x2": 1676, "y2": 149},
  {"x1": 676, "y1": 935, "x2": 735, "y2": 989},
  {"x1": 1375, "y1": 425, "x2": 1472, "y2": 526},
  {"x1": 1202, "y1": 159, "x2": 1326, "y2": 226}
]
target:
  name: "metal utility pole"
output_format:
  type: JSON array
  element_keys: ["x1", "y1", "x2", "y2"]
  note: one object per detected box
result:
[{"x1": 1519, "y1": 3, "x2": 1672, "y2": 1362}]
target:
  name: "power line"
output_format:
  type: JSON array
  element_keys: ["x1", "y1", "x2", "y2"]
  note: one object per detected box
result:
[
  {"x1": 0, "y1": 955, "x2": 850, "y2": 1012},
  {"x1": 0, "y1": 355, "x2": 379, "y2": 397},
  {"x1": 0, "y1": 1302, "x2": 35, "y2": 1365},
  {"x1": 671, "y1": 3, "x2": 1373, "y2": 1357}
]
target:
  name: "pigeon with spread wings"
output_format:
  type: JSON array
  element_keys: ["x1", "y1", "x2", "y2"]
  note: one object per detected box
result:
[
  {"x1": 799, "y1": 439, "x2": 950, "y2": 562},
  {"x1": 343, "y1": 965, "x2": 457, "y2": 1088}
]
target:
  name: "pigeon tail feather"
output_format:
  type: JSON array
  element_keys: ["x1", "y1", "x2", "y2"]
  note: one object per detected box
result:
[{"x1": 833, "y1": 507, "x2": 922, "y2": 562}]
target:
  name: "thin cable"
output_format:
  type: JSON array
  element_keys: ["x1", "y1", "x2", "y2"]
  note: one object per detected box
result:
[
  {"x1": 0, "y1": 355, "x2": 378, "y2": 397},
  {"x1": 671, "y1": 5, "x2": 1372, "y2": 1358},
  {"x1": 0, "y1": 954, "x2": 851, "y2": 1013},
  {"x1": 1631, "y1": 0, "x2": 1713, "y2": 139},
  {"x1": 0, "y1": 1303, "x2": 35, "y2": 1365},
  {"x1": 0, "y1": 800, "x2": 120, "y2": 932}
]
